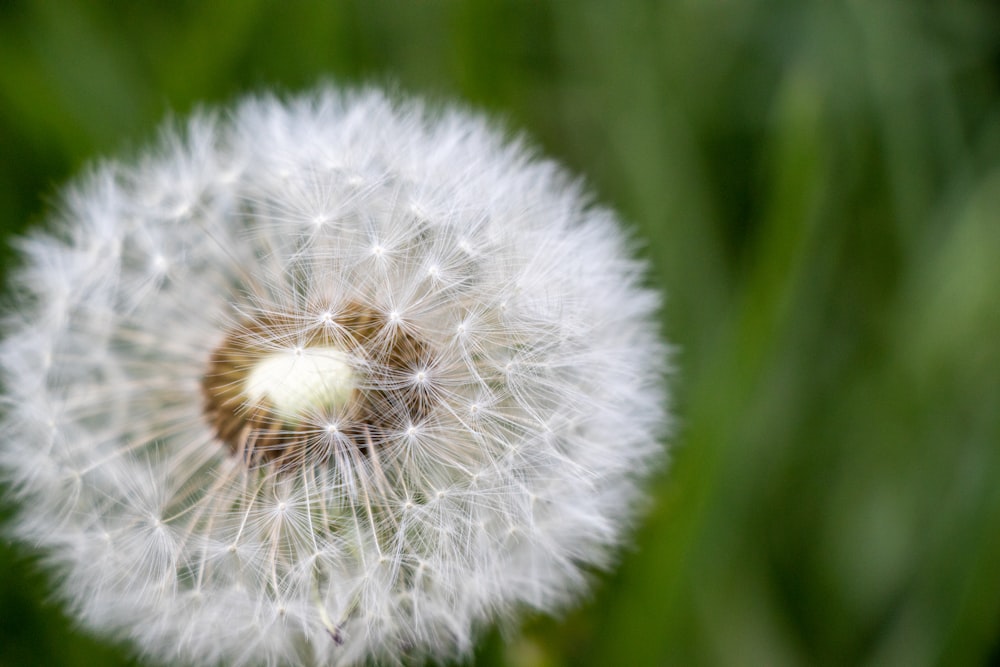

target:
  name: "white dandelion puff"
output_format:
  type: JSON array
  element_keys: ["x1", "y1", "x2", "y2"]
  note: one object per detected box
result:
[{"x1": 0, "y1": 87, "x2": 669, "y2": 666}]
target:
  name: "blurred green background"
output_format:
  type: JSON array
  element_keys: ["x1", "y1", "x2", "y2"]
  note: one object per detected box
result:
[{"x1": 2, "y1": 1, "x2": 1000, "y2": 665}]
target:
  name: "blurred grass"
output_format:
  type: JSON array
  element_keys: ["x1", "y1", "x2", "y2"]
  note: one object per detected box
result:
[{"x1": 1, "y1": 1, "x2": 999, "y2": 666}]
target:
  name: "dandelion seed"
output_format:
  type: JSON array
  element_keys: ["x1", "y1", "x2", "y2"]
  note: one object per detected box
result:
[{"x1": 0, "y1": 87, "x2": 669, "y2": 666}]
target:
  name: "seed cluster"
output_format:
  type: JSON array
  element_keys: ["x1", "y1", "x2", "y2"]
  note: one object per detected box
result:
[
  {"x1": 0, "y1": 88, "x2": 667, "y2": 667},
  {"x1": 203, "y1": 303, "x2": 431, "y2": 469}
]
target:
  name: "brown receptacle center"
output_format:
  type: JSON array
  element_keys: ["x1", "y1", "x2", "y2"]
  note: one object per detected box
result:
[{"x1": 201, "y1": 304, "x2": 430, "y2": 469}]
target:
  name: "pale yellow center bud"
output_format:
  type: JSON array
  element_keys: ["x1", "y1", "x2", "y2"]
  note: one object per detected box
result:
[{"x1": 243, "y1": 346, "x2": 354, "y2": 419}]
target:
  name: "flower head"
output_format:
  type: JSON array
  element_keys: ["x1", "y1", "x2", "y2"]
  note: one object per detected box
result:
[{"x1": 1, "y1": 88, "x2": 668, "y2": 666}]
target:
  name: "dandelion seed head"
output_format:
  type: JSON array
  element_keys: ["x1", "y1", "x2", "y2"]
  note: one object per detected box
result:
[{"x1": 0, "y1": 87, "x2": 670, "y2": 666}]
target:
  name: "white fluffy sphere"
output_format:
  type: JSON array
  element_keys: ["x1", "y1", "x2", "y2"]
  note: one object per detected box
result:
[{"x1": 0, "y1": 88, "x2": 668, "y2": 666}]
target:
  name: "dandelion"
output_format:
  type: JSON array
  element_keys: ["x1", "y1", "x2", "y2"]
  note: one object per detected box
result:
[{"x1": 0, "y1": 87, "x2": 668, "y2": 666}]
